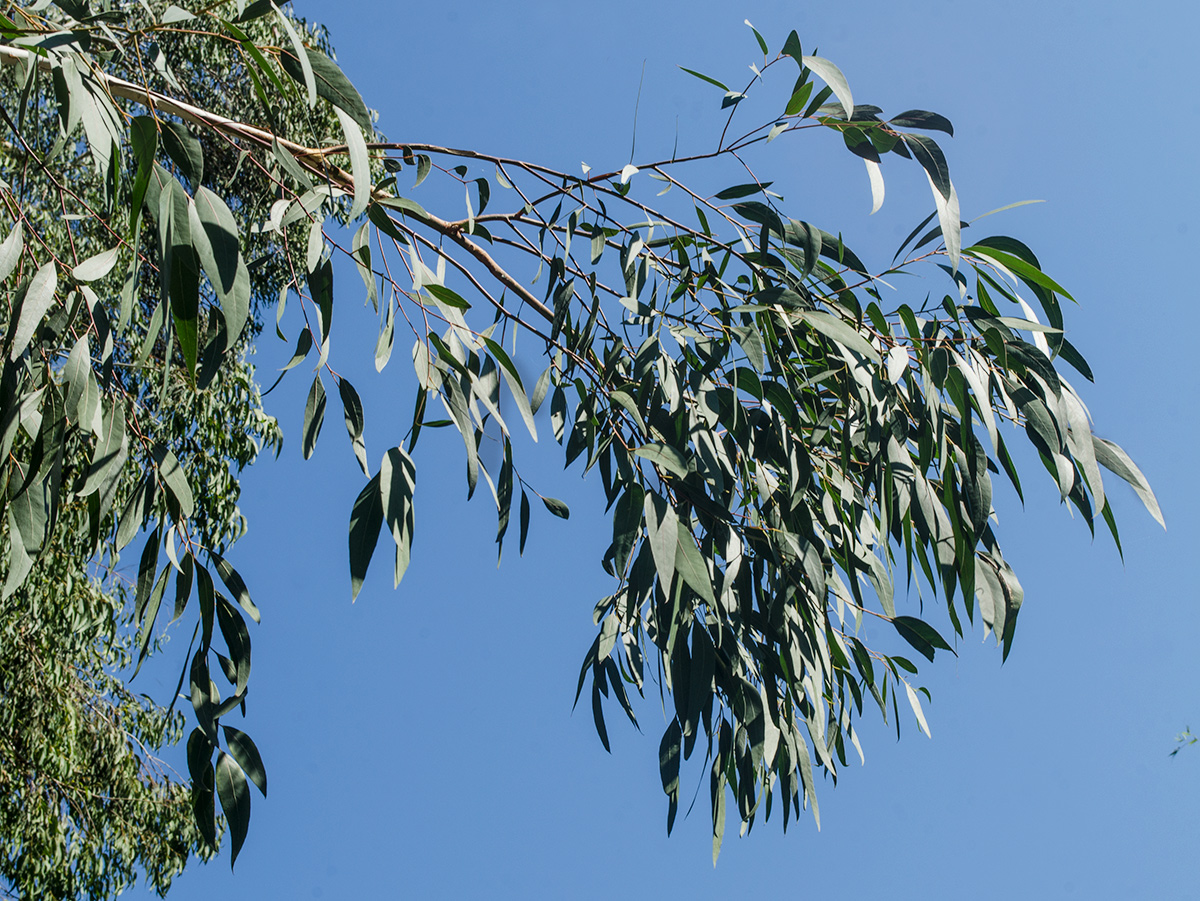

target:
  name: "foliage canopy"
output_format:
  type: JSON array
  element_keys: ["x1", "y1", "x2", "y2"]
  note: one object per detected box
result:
[{"x1": 0, "y1": 0, "x2": 1161, "y2": 894}]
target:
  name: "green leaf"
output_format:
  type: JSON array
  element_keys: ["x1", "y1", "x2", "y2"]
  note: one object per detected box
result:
[
  {"x1": 796, "y1": 310, "x2": 881, "y2": 363},
  {"x1": 71, "y1": 246, "x2": 119, "y2": 282},
  {"x1": 274, "y1": 1, "x2": 315, "y2": 106},
  {"x1": 542, "y1": 496, "x2": 570, "y2": 519},
  {"x1": 674, "y1": 521, "x2": 716, "y2": 607},
  {"x1": 380, "y1": 447, "x2": 416, "y2": 586},
  {"x1": 801, "y1": 55, "x2": 853, "y2": 119},
  {"x1": 151, "y1": 442, "x2": 195, "y2": 520},
  {"x1": 893, "y1": 616, "x2": 954, "y2": 663},
  {"x1": 0, "y1": 222, "x2": 22, "y2": 283},
  {"x1": 714, "y1": 182, "x2": 773, "y2": 200},
  {"x1": 161, "y1": 178, "x2": 201, "y2": 376},
  {"x1": 161, "y1": 121, "x2": 204, "y2": 186},
  {"x1": 1093, "y1": 437, "x2": 1164, "y2": 528},
  {"x1": 191, "y1": 187, "x2": 251, "y2": 342},
  {"x1": 659, "y1": 719, "x2": 682, "y2": 834},
  {"x1": 519, "y1": 489, "x2": 531, "y2": 556},
  {"x1": 904, "y1": 682, "x2": 932, "y2": 738},
  {"x1": 349, "y1": 473, "x2": 383, "y2": 600},
  {"x1": 210, "y1": 550, "x2": 261, "y2": 624},
  {"x1": 424, "y1": 283, "x2": 471, "y2": 310},
  {"x1": 903, "y1": 133, "x2": 951, "y2": 200},
  {"x1": 612, "y1": 484, "x2": 644, "y2": 575},
  {"x1": 965, "y1": 244, "x2": 1075, "y2": 300},
  {"x1": 223, "y1": 726, "x2": 267, "y2": 797},
  {"x1": 333, "y1": 106, "x2": 370, "y2": 222},
  {"x1": 79, "y1": 396, "x2": 128, "y2": 506},
  {"x1": 678, "y1": 66, "x2": 728, "y2": 91},
  {"x1": 215, "y1": 595, "x2": 251, "y2": 693},
  {"x1": 890, "y1": 109, "x2": 954, "y2": 136},
  {"x1": 302, "y1": 374, "x2": 327, "y2": 460},
  {"x1": 279, "y1": 47, "x2": 372, "y2": 132},
  {"x1": 634, "y1": 443, "x2": 689, "y2": 479},
  {"x1": 643, "y1": 491, "x2": 677, "y2": 592},
  {"x1": 781, "y1": 30, "x2": 803, "y2": 65},
  {"x1": 338, "y1": 378, "x2": 368, "y2": 475},
  {"x1": 215, "y1": 751, "x2": 251, "y2": 868},
  {"x1": 11, "y1": 261, "x2": 57, "y2": 360}
]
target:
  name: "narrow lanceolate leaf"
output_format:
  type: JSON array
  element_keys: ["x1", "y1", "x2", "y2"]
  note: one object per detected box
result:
[
  {"x1": 215, "y1": 752, "x2": 251, "y2": 868},
  {"x1": 0, "y1": 222, "x2": 22, "y2": 283},
  {"x1": 643, "y1": 491, "x2": 678, "y2": 591},
  {"x1": 801, "y1": 55, "x2": 853, "y2": 119},
  {"x1": 674, "y1": 521, "x2": 716, "y2": 606},
  {"x1": 890, "y1": 109, "x2": 954, "y2": 136},
  {"x1": 903, "y1": 133, "x2": 951, "y2": 200},
  {"x1": 334, "y1": 106, "x2": 371, "y2": 222},
  {"x1": 865, "y1": 159, "x2": 884, "y2": 214},
  {"x1": 904, "y1": 682, "x2": 932, "y2": 738},
  {"x1": 11, "y1": 261, "x2": 57, "y2": 360},
  {"x1": 338, "y1": 378, "x2": 368, "y2": 475},
  {"x1": 210, "y1": 550, "x2": 261, "y2": 623},
  {"x1": 926, "y1": 171, "x2": 961, "y2": 273},
  {"x1": 302, "y1": 374, "x2": 327, "y2": 460},
  {"x1": 1093, "y1": 437, "x2": 1164, "y2": 528},
  {"x1": 634, "y1": 443, "x2": 689, "y2": 479},
  {"x1": 678, "y1": 67, "x2": 728, "y2": 91},
  {"x1": 80, "y1": 396, "x2": 127, "y2": 499},
  {"x1": 348, "y1": 473, "x2": 384, "y2": 600},
  {"x1": 892, "y1": 616, "x2": 955, "y2": 663},
  {"x1": 152, "y1": 443, "x2": 195, "y2": 519},
  {"x1": 659, "y1": 719, "x2": 682, "y2": 835},
  {"x1": 279, "y1": 47, "x2": 373, "y2": 132},
  {"x1": 223, "y1": 725, "x2": 268, "y2": 797},
  {"x1": 191, "y1": 187, "x2": 251, "y2": 341},
  {"x1": 379, "y1": 447, "x2": 416, "y2": 586},
  {"x1": 796, "y1": 310, "x2": 881, "y2": 363},
  {"x1": 161, "y1": 121, "x2": 204, "y2": 186},
  {"x1": 274, "y1": 1, "x2": 315, "y2": 105}
]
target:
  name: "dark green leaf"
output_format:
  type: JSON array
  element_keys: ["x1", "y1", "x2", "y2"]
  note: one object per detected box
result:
[
  {"x1": 678, "y1": 66, "x2": 728, "y2": 91},
  {"x1": 223, "y1": 725, "x2": 267, "y2": 797},
  {"x1": 151, "y1": 442, "x2": 195, "y2": 519},
  {"x1": 215, "y1": 751, "x2": 251, "y2": 868},
  {"x1": 349, "y1": 473, "x2": 383, "y2": 599},
  {"x1": 210, "y1": 550, "x2": 261, "y2": 624},
  {"x1": 10, "y1": 261, "x2": 57, "y2": 360},
  {"x1": 192, "y1": 186, "x2": 250, "y2": 341},
  {"x1": 542, "y1": 496, "x2": 570, "y2": 519},
  {"x1": 338, "y1": 378, "x2": 368, "y2": 475},
  {"x1": 161, "y1": 121, "x2": 203, "y2": 186},
  {"x1": 890, "y1": 109, "x2": 954, "y2": 136},
  {"x1": 280, "y1": 47, "x2": 373, "y2": 132},
  {"x1": 302, "y1": 373, "x2": 327, "y2": 460},
  {"x1": 893, "y1": 616, "x2": 954, "y2": 662},
  {"x1": 519, "y1": 489, "x2": 531, "y2": 556},
  {"x1": 714, "y1": 182, "x2": 773, "y2": 201}
]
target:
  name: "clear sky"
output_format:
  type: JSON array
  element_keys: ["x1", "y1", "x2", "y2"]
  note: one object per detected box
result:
[{"x1": 135, "y1": 0, "x2": 1200, "y2": 898}]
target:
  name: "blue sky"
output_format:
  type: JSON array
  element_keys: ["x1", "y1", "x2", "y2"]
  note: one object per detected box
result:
[{"x1": 136, "y1": 0, "x2": 1200, "y2": 897}]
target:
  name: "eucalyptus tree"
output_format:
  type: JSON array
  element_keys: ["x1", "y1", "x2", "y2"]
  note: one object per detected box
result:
[{"x1": 0, "y1": 0, "x2": 1161, "y2": 895}]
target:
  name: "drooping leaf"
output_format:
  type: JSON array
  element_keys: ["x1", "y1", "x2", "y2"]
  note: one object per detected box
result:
[
  {"x1": 10, "y1": 261, "x2": 57, "y2": 360},
  {"x1": 215, "y1": 751, "x2": 251, "y2": 868},
  {"x1": 801, "y1": 55, "x2": 853, "y2": 119},
  {"x1": 279, "y1": 47, "x2": 373, "y2": 132},
  {"x1": 223, "y1": 725, "x2": 268, "y2": 797},
  {"x1": 348, "y1": 473, "x2": 383, "y2": 600},
  {"x1": 302, "y1": 373, "x2": 327, "y2": 460}
]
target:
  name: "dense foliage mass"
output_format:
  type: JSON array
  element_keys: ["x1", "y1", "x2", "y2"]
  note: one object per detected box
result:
[{"x1": 0, "y1": 0, "x2": 1160, "y2": 895}]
